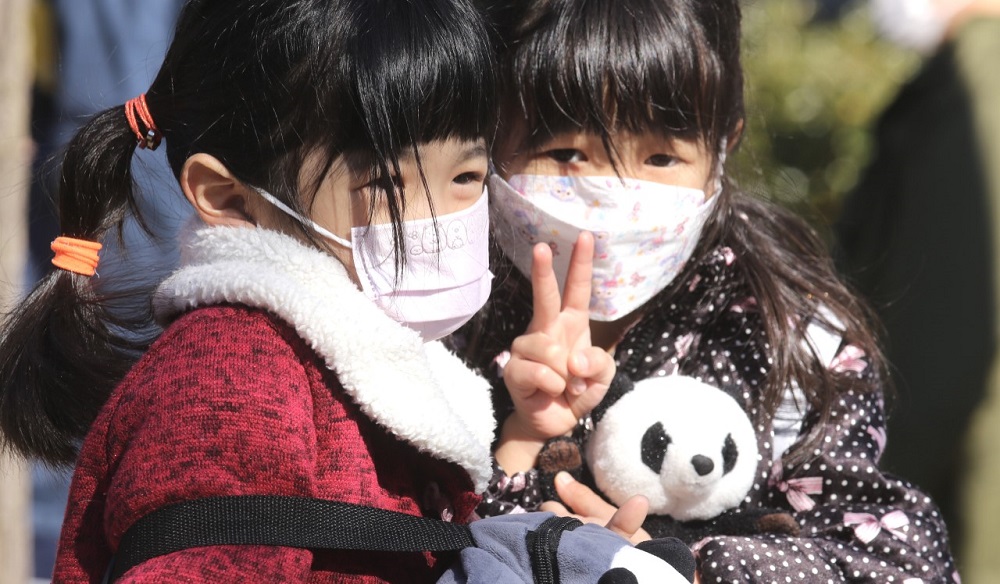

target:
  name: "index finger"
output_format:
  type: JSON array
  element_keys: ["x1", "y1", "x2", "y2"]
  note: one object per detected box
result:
[
  {"x1": 530, "y1": 242, "x2": 562, "y2": 329},
  {"x1": 561, "y1": 231, "x2": 595, "y2": 312}
]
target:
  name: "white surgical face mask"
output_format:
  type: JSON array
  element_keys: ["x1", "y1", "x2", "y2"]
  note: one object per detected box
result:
[
  {"x1": 871, "y1": 0, "x2": 974, "y2": 53},
  {"x1": 490, "y1": 174, "x2": 719, "y2": 321},
  {"x1": 255, "y1": 187, "x2": 493, "y2": 341}
]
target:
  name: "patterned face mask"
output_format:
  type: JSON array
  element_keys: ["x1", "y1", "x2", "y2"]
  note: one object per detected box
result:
[
  {"x1": 255, "y1": 186, "x2": 493, "y2": 341},
  {"x1": 490, "y1": 174, "x2": 719, "y2": 321}
]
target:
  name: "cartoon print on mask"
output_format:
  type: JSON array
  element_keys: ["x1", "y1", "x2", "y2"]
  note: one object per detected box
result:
[
  {"x1": 489, "y1": 174, "x2": 718, "y2": 322},
  {"x1": 590, "y1": 263, "x2": 623, "y2": 318},
  {"x1": 550, "y1": 178, "x2": 577, "y2": 202},
  {"x1": 407, "y1": 224, "x2": 449, "y2": 255},
  {"x1": 637, "y1": 227, "x2": 669, "y2": 256},
  {"x1": 594, "y1": 232, "x2": 612, "y2": 260},
  {"x1": 445, "y1": 220, "x2": 469, "y2": 249},
  {"x1": 512, "y1": 209, "x2": 541, "y2": 244},
  {"x1": 628, "y1": 202, "x2": 642, "y2": 223}
]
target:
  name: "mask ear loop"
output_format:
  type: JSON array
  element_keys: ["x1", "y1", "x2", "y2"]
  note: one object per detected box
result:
[{"x1": 251, "y1": 186, "x2": 354, "y2": 248}]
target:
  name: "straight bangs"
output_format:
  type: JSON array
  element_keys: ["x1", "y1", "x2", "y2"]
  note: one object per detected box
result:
[
  {"x1": 336, "y1": 0, "x2": 495, "y2": 162},
  {"x1": 506, "y1": 0, "x2": 740, "y2": 160},
  {"x1": 295, "y1": 0, "x2": 496, "y2": 232},
  {"x1": 223, "y1": 0, "x2": 495, "y2": 258}
]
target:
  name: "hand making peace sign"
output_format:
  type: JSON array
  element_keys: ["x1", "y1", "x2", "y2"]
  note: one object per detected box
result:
[{"x1": 499, "y1": 232, "x2": 616, "y2": 452}]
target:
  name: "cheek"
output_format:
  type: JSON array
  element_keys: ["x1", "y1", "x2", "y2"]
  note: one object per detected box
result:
[{"x1": 638, "y1": 164, "x2": 713, "y2": 191}]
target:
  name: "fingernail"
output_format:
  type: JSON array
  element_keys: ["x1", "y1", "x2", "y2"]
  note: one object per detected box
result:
[
  {"x1": 572, "y1": 353, "x2": 589, "y2": 372},
  {"x1": 569, "y1": 376, "x2": 587, "y2": 395},
  {"x1": 555, "y1": 471, "x2": 574, "y2": 486}
]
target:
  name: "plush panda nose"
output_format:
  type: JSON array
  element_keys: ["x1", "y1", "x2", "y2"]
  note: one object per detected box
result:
[{"x1": 691, "y1": 454, "x2": 715, "y2": 476}]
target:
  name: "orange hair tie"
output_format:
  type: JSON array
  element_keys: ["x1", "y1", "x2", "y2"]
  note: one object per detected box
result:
[
  {"x1": 124, "y1": 94, "x2": 161, "y2": 150},
  {"x1": 51, "y1": 237, "x2": 103, "y2": 277}
]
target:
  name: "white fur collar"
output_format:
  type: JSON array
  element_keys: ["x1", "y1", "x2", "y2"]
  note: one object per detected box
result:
[{"x1": 153, "y1": 225, "x2": 495, "y2": 491}]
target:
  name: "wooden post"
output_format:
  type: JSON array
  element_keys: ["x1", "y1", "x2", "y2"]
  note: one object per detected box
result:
[{"x1": 0, "y1": 0, "x2": 36, "y2": 582}]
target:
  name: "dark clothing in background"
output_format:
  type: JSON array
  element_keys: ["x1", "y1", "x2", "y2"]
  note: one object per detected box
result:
[{"x1": 835, "y1": 18, "x2": 1000, "y2": 573}]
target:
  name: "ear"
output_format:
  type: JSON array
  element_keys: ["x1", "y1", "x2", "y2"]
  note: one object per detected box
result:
[{"x1": 180, "y1": 153, "x2": 257, "y2": 227}]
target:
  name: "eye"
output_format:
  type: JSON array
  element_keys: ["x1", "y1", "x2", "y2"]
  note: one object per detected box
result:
[
  {"x1": 453, "y1": 171, "x2": 485, "y2": 186},
  {"x1": 545, "y1": 148, "x2": 586, "y2": 164},
  {"x1": 361, "y1": 174, "x2": 403, "y2": 194},
  {"x1": 641, "y1": 422, "x2": 671, "y2": 474},
  {"x1": 645, "y1": 153, "x2": 678, "y2": 167},
  {"x1": 722, "y1": 433, "x2": 738, "y2": 475}
]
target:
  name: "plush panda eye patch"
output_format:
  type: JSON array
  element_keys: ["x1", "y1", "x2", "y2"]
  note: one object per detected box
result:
[
  {"x1": 722, "y1": 434, "x2": 738, "y2": 475},
  {"x1": 642, "y1": 422, "x2": 671, "y2": 473},
  {"x1": 642, "y1": 425, "x2": 740, "y2": 477}
]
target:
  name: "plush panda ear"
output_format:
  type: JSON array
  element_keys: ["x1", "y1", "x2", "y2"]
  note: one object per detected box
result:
[
  {"x1": 598, "y1": 567, "x2": 638, "y2": 584},
  {"x1": 636, "y1": 538, "x2": 696, "y2": 583},
  {"x1": 592, "y1": 372, "x2": 635, "y2": 423}
]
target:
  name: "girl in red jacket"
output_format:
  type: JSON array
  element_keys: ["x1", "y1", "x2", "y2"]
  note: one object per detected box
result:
[{"x1": 0, "y1": 1, "x2": 565, "y2": 581}]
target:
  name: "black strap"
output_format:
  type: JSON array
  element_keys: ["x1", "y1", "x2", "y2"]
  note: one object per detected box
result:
[
  {"x1": 106, "y1": 495, "x2": 475, "y2": 582},
  {"x1": 525, "y1": 516, "x2": 583, "y2": 584}
]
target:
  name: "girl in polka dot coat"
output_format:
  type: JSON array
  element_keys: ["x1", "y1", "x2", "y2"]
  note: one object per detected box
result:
[{"x1": 452, "y1": 0, "x2": 960, "y2": 582}]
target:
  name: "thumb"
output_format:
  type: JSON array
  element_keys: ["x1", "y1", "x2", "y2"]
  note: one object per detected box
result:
[{"x1": 606, "y1": 495, "x2": 651, "y2": 543}]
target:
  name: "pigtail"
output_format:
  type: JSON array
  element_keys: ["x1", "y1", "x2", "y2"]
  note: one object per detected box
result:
[
  {"x1": 719, "y1": 192, "x2": 888, "y2": 466},
  {"x1": 0, "y1": 105, "x2": 148, "y2": 466}
]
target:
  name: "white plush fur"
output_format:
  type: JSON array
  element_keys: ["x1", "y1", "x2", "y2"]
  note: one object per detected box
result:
[
  {"x1": 586, "y1": 375, "x2": 758, "y2": 521},
  {"x1": 153, "y1": 225, "x2": 496, "y2": 491}
]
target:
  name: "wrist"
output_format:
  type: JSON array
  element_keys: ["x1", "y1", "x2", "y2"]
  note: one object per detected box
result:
[{"x1": 495, "y1": 414, "x2": 548, "y2": 474}]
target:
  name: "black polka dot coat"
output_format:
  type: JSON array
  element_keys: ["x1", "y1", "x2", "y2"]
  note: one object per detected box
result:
[{"x1": 453, "y1": 247, "x2": 959, "y2": 584}]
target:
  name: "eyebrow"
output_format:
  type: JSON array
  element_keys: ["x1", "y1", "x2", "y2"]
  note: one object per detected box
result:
[
  {"x1": 391, "y1": 142, "x2": 489, "y2": 165},
  {"x1": 455, "y1": 143, "x2": 489, "y2": 164}
]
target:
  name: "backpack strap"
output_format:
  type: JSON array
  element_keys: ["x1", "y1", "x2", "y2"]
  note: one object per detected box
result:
[
  {"x1": 526, "y1": 516, "x2": 583, "y2": 584},
  {"x1": 105, "y1": 495, "x2": 475, "y2": 583}
]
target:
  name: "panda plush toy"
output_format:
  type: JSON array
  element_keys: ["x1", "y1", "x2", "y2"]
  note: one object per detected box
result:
[
  {"x1": 537, "y1": 374, "x2": 800, "y2": 542},
  {"x1": 438, "y1": 512, "x2": 696, "y2": 584}
]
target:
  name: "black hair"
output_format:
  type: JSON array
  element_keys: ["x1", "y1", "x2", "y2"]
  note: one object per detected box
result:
[
  {"x1": 474, "y1": 0, "x2": 885, "y2": 466},
  {"x1": 0, "y1": 0, "x2": 495, "y2": 465},
  {"x1": 482, "y1": 0, "x2": 743, "y2": 168}
]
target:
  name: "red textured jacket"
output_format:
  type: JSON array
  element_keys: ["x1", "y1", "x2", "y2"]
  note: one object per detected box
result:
[{"x1": 53, "y1": 226, "x2": 496, "y2": 583}]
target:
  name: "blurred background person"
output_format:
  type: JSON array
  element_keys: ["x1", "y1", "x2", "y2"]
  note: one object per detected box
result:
[
  {"x1": 26, "y1": 0, "x2": 185, "y2": 579},
  {"x1": 835, "y1": 0, "x2": 1000, "y2": 579}
]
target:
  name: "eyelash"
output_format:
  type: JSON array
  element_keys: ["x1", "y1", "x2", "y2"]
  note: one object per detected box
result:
[
  {"x1": 545, "y1": 149, "x2": 585, "y2": 163},
  {"x1": 453, "y1": 171, "x2": 485, "y2": 185},
  {"x1": 645, "y1": 154, "x2": 678, "y2": 167},
  {"x1": 544, "y1": 149, "x2": 679, "y2": 167}
]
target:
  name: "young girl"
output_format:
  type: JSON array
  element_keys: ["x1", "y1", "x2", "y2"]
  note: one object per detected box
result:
[
  {"x1": 0, "y1": 1, "x2": 503, "y2": 581},
  {"x1": 455, "y1": 0, "x2": 960, "y2": 581}
]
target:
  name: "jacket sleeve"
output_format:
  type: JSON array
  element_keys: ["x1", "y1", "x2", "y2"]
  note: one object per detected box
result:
[
  {"x1": 105, "y1": 311, "x2": 324, "y2": 582},
  {"x1": 694, "y1": 347, "x2": 960, "y2": 584}
]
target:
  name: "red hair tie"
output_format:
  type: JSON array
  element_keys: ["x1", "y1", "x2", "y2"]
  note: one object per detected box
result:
[
  {"x1": 51, "y1": 237, "x2": 103, "y2": 277},
  {"x1": 124, "y1": 94, "x2": 161, "y2": 150}
]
